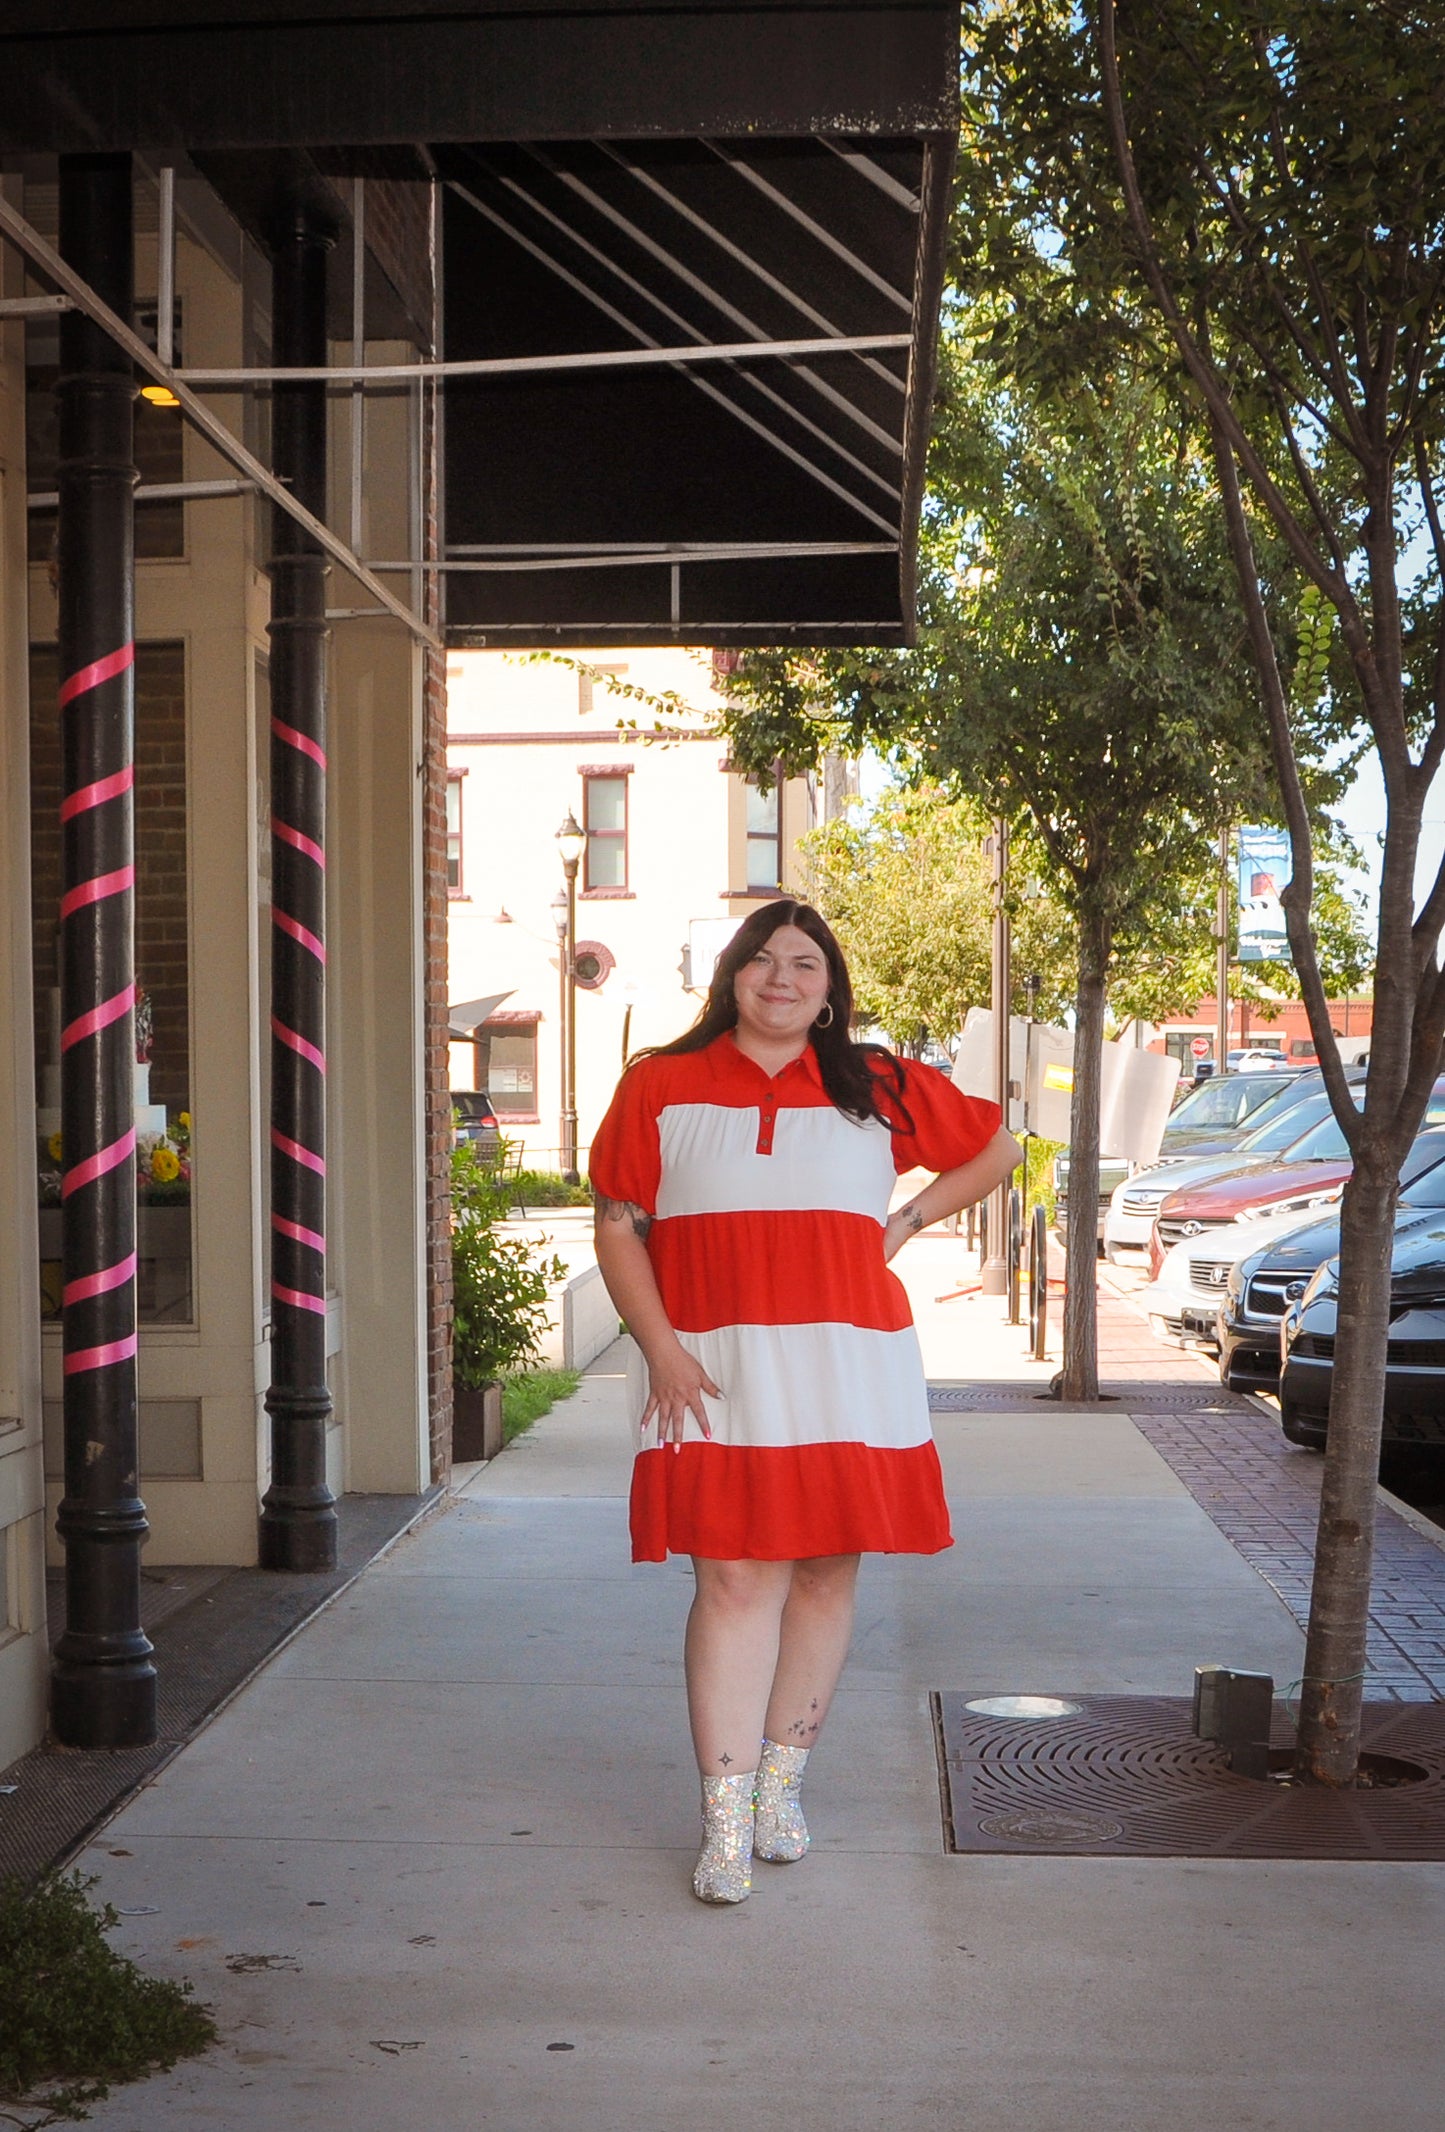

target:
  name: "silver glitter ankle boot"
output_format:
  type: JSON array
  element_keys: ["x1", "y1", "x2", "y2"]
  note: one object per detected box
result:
[
  {"x1": 693, "y1": 1771, "x2": 757, "y2": 1904},
  {"x1": 753, "y1": 1739, "x2": 810, "y2": 1862}
]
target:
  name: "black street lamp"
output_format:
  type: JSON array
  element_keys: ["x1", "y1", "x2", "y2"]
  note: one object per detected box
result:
[{"x1": 554, "y1": 811, "x2": 585, "y2": 1181}]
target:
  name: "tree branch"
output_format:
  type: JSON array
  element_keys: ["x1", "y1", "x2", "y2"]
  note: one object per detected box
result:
[
  {"x1": 1206, "y1": 414, "x2": 1362, "y2": 1143},
  {"x1": 1095, "y1": 0, "x2": 1388, "y2": 708}
]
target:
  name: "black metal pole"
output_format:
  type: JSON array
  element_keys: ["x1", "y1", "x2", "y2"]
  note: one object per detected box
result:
[
  {"x1": 49, "y1": 152, "x2": 156, "y2": 1748},
  {"x1": 259, "y1": 210, "x2": 338, "y2": 1572}
]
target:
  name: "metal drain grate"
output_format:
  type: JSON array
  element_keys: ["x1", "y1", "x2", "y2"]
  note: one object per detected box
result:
[
  {"x1": 935, "y1": 1692, "x2": 1445, "y2": 1859},
  {"x1": 927, "y1": 1383, "x2": 1250, "y2": 1412}
]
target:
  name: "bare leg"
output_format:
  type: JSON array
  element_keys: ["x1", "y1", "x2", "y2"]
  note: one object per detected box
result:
[
  {"x1": 686, "y1": 1557, "x2": 794, "y2": 1776},
  {"x1": 763, "y1": 1553, "x2": 860, "y2": 1747}
]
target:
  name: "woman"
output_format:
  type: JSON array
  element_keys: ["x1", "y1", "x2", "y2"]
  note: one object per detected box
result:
[{"x1": 589, "y1": 901, "x2": 1021, "y2": 1904}]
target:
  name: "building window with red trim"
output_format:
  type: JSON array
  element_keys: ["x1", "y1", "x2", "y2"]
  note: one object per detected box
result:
[
  {"x1": 476, "y1": 1012, "x2": 539, "y2": 1120},
  {"x1": 584, "y1": 772, "x2": 628, "y2": 891},
  {"x1": 446, "y1": 771, "x2": 465, "y2": 896},
  {"x1": 746, "y1": 773, "x2": 782, "y2": 892}
]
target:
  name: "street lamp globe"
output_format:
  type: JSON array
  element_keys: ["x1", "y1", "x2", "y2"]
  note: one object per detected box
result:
[
  {"x1": 555, "y1": 811, "x2": 585, "y2": 873},
  {"x1": 550, "y1": 888, "x2": 568, "y2": 941}
]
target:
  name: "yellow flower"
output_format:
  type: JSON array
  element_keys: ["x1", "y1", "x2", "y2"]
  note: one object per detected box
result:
[
  {"x1": 178, "y1": 1113, "x2": 191, "y2": 1131},
  {"x1": 47, "y1": 1131, "x2": 63, "y2": 1163},
  {"x1": 151, "y1": 1145, "x2": 181, "y2": 1184}
]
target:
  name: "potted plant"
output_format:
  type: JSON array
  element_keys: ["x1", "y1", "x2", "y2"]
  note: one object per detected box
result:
[{"x1": 450, "y1": 1141, "x2": 565, "y2": 1460}]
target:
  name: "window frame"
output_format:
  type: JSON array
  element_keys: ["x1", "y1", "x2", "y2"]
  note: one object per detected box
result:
[
  {"x1": 744, "y1": 764, "x2": 783, "y2": 893},
  {"x1": 477, "y1": 1011, "x2": 541, "y2": 1124},
  {"x1": 582, "y1": 767, "x2": 631, "y2": 896},
  {"x1": 446, "y1": 769, "x2": 465, "y2": 897}
]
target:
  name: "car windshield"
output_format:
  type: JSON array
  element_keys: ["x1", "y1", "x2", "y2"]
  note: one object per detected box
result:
[
  {"x1": 1400, "y1": 1136, "x2": 1445, "y2": 1202},
  {"x1": 1235, "y1": 1085, "x2": 1332, "y2": 1152},
  {"x1": 1164, "y1": 1075, "x2": 1289, "y2": 1135},
  {"x1": 1282, "y1": 1088, "x2": 1445, "y2": 1166}
]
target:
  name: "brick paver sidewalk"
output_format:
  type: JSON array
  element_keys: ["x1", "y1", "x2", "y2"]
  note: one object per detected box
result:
[{"x1": 1095, "y1": 1273, "x2": 1445, "y2": 1703}]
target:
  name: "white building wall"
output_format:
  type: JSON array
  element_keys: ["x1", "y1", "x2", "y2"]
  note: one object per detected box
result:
[{"x1": 446, "y1": 647, "x2": 823, "y2": 1171}]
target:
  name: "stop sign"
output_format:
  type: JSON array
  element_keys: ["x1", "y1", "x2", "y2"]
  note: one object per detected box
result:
[{"x1": 1191, "y1": 1035, "x2": 1211, "y2": 1058}]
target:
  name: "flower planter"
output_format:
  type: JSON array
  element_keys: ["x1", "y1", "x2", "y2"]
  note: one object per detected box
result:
[{"x1": 452, "y1": 1380, "x2": 503, "y2": 1462}]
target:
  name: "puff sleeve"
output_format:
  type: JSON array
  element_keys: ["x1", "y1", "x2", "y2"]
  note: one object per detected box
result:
[
  {"x1": 879, "y1": 1058, "x2": 1003, "y2": 1175},
  {"x1": 588, "y1": 1058, "x2": 665, "y2": 1215}
]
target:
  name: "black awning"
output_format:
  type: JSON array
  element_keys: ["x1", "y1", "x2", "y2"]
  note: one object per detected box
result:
[
  {"x1": 0, "y1": 1, "x2": 959, "y2": 645},
  {"x1": 438, "y1": 131, "x2": 951, "y2": 648},
  {"x1": 0, "y1": 4, "x2": 957, "y2": 147}
]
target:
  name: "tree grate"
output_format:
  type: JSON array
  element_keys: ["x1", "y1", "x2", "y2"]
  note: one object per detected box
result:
[
  {"x1": 935, "y1": 1691, "x2": 1445, "y2": 1859},
  {"x1": 927, "y1": 1382, "x2": 1253, "y2": 1412}
]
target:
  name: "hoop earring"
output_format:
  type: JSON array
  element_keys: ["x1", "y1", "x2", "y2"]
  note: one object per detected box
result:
[{"x1": 814, "y1": 1002, "x2": 834, "y2": 1029}]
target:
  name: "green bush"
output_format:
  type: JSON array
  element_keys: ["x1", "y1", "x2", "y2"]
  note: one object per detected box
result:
[
  {"x1": 451, "y1": 1143, "x2": 565, "y2": 1390},
  {"x1": 513, "y1": 1170, "x2": 593, "y2": 1208},
  {"x1": 0, "y1": 1872, "x2": 215, "y2": 2122}
]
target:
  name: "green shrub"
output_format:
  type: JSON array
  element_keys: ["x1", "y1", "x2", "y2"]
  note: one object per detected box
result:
[
  {"x1": 0, "y1": 1872, "x2": 215, "y2": 2122},
  {"x1": 513, "y1": 1170, "x2": 593, "y2": 1208},
  {"x1": 1024, "y1": 1134, "x2": 1063, "y2": 1223},
  {"x1": 451, "y1": 1143, "x2": 565, "y2": 1389}
]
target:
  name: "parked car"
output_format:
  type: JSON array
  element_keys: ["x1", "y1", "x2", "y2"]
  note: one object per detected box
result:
[
  {"x1": 451, "y1": 1090, "x2": 501, "y2": 1149},
  {"x1": 1280, "y1": 1208, "x2": 1445, "y2": 1452},
  {"x1": 1103, "y1": 1070, "x2": 1355, "y2": 1260},
  {"x1": 1159, "y1": 1068, "x2": 1306, "y2": 1148},
  {"x1": 1142, "y1": 1197, "x2": 1337, "y2": 1351},
  {"x1": 1054, "y1": 1148, "x2": 1132, "y2": 1246},
  {"x1": 1065, "y1": 1067, "x2": 1308, "y2": 1253},
  {"x1": 1227, "y1": 1046, "x2": 1290, "y2": 1071},
  {"x1": 1150, "y1": 1081, "x2": 1445, "y2": 1277},
  {"x1": 1220, "y1": 1129, "x2": 1445, "y2": 1394}
]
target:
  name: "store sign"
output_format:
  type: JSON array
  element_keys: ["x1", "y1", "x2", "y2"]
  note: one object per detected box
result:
[{"x1": 1237, "y1": 825, "x2": 1292, "y2": 963}]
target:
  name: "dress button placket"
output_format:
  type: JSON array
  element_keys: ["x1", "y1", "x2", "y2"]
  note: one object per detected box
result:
[{"x1": 757, "y1": 1089, "x2": 776, "y2": 1156}]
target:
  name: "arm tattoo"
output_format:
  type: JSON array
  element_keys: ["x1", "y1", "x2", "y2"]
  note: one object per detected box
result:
[
  {"x1": 897, "y1": 1200, "x2": 926, "y2": 1235},
  {"x1": 595, "y1": 1193, "x2": 653, "y2": 1242}
]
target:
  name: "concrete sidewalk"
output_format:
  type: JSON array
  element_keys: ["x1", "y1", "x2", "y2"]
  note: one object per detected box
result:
[{"x1": 73, "y1": 1232, "x2": 1444, "y2": 2130}]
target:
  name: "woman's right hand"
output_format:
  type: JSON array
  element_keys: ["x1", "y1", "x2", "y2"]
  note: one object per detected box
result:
[{"x1": 641, "y1": 1339, "x2": 720, "y2": 1450}]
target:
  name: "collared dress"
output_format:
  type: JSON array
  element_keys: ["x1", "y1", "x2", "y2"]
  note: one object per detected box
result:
[{"x1": 588, "y1": 1032, "x2": 1001, "y2": 1563}]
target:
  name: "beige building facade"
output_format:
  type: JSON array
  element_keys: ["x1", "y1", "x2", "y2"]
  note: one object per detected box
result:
[
  {"x1": 446, "y1": 648, "x2": 853, "y2": 1171},
  {"x1": 0, "y1": 165, "x2": 444, "y2": 1769}
]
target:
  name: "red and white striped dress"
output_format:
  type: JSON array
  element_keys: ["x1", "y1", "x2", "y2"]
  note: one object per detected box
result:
[{"x1": 588, "y1": 1032, "x2": 1000, "y2": 1563}]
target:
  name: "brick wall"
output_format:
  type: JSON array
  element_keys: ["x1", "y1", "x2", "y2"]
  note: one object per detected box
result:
[{"x1": 30, "y1": 640, "x2": 190, "y2": 1113}]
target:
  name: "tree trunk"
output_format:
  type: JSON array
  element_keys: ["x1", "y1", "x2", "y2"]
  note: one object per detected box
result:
[
  {"x1": 1293, "y1": 1141, "x2": 1399, "y2": 1782},
  {"x1": 1060, "y1": 909, "x2": 1110, "y2": 1401}
]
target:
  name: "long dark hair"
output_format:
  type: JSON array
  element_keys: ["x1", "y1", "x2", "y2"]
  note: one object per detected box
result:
[{"x1": 641, "y1": 900, "x2": 911, "y2": 1129}]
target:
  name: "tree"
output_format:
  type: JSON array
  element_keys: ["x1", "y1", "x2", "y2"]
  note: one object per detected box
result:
[
  {"x1": 723, "y1": 360, "x2": 1300, "y2": 1398},
  {"x1": 1078, "y1": 0, "x2": 1445, "y2": 1784},
  {"x1": 1109, "y1": 844, "x2": 1374, "y2": 1026},
  {"x1": 800, "y1": 784, "x2": 1077, "y2": 1048}
]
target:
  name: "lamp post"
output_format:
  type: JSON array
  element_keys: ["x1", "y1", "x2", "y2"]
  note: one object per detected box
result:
[{"x1": 555, "y1": 811, "x2": 585, "y2": 1182}]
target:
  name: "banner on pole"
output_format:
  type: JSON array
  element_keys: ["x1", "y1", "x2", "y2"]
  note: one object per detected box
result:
[{"x1": 1237, "y1": 825, "x2": 1292, "y2": 963}]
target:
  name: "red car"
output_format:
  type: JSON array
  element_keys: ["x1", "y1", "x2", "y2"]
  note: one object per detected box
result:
[{"x1": 1149, "y1": 1084, "x2": 1445, "y2": 1277}]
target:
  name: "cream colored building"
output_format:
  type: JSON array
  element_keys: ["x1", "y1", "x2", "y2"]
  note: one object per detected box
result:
[
  {"x1": 446, "y1": 649, "x2": 853, "y2": 1170},
  {"x1": 0, "y1": 165, "x2": 443, "y2": 1770}
]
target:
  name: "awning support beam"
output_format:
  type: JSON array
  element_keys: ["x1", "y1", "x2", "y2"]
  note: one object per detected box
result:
[{"x1": 176, "y1": 331, "x2": 911, "y2": 387}]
